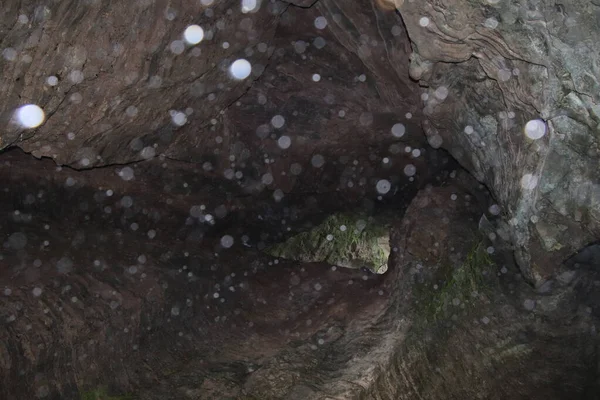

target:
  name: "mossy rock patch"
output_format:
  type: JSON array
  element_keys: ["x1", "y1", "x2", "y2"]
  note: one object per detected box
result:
[{"x1": 265, "y1": 212, "x2": 391, "y2": 273}]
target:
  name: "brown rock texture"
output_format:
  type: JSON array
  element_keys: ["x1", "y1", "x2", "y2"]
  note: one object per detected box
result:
[{"x1": 1, "y1": 0, "x2": 599, "y2": 399}]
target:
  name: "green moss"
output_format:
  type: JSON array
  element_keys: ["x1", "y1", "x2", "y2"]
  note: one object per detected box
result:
[
  {"x1": 420, "y1": 242, "x2": 494, "y2": 322},
  {"x1": 265, "y1": 212, "x2": 390, "y2": 272},
  {"x1": 80, "y1": 387, "x2": 134, "y2": 400}
]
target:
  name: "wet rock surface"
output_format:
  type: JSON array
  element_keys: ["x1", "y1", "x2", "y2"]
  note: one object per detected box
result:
[{"x1": 1, "y1": 0, "x2": 599, "y2": 399}]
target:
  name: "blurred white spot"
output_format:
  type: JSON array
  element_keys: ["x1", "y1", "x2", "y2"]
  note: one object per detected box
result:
[
  {"x1": 523, "y1": 299, "x2": 535, "y2": 311},
  {"x1": 290, "y1": 163, "x2": 303, "y2": 175},
  {"x1": 171, "y1": 111, "x2": 187, "y2": 126},
  {"x1": 464, "y1": 125, "x2": 474, "y2": 135},
  {"x1": 311, "y1": 154, "x2": 325, "y2": 168},
  {"x1": 271, "y1": 115, "x2": 285, "y2": 129},
  {"x1": 261, "y1": 173, "x2": 274, "y2": 185},
  {"x1": 170, "y1": 40, "x2": 185, "y2": 55},
  {"x1": 69, "y1": 92, "x2": 83, "y2": 104},
  {"x1": 15, "y1": 104, "x2": 45, "y2": 128},
  {"x1": 391, "y1": 123, "x2": 405, "y2": 138},
  {"x1": 141, "y1": 146, "x2": 156, "y2": 159},
  {"x1": 314, "y1": 283, "x2": 323, "y2": 291},
  {"x1": 427, "y1": 134, "x2": 443, "y2": 148},
  {"x1": 57, "y1": 257, "x2": 73, "y2": 274},
  {"x1": 419, "y1": 17, "x2": 430, "y2": 27},
  {"x1": 488, "y1": 204, "x2": 501, "y2": 215},
  {"x1": 148, "y1": 76, "x2": 162, "y2": 88},
  {"x1": 201, "y1": 0, "x2": 215, "y2": 4},
  {"x1": 18, "y1": 14, "x2": 29, "y2": 24},
  {"x1": 421, "y1": 93, "x2": 429, "y2": 101},
  {"x1": 434, "y1": 86, "x2": 449, "y2": 100},
  {"x1": 68, "y1": 70, "x2": 84, "y2": 84},
  {"x1": 120, "y1": 196, "x2": 133, "y2": 208},
  {"x1": 184, "y1": 25, "x2": 204, "y2": 45},
  {"x1": 222, "y1": 42, "x2": 230, "y2": 49},
  {"x1": 8, "y1": 232, "x2": 27, "y2": 250},
  {"x1": 46, "y1": 75, "x2": 59, "y2": 86},
  {"x1": 241, "y1": 0, "x2": 260, "y2": 13},
  {"x1": 126, "y1": 105, "x2": 138, "y2": 117},
  {"x1": 221, "y1": 235, "x2": 234, "y2": 248},
  {"x1": 277, "y1": 135, "x2": 291, "y2": 149},
  {"x1": 403, "y1": 164, "x2": 416, "y2": 176},
  {"x1": 230, "y1": 59, "x2": 252, "y2": 80},
  {"x1": 520, "y1": 174, "x2": 538, "y2": 190},
  {"x1": 312, "y1": 73, "x2": 321, "y2": 82},
  {"x1": 359, "y1": 112, "x2": 373, "y2": 126},
  {"x1": 118, "y1": 167, "x2": 135, "y2": 181},
  {"x1": 376, "y1": 179, "x2": 391, "y2": 194},
  {"x1": 273, "y1": 189, "x2": 284, "y2": 202},
  {"x1": 524, "y1": 119, "x2": 546, "y2": 140},
  {"x1": 314, "y1": 16, "x2": 328, "y2": 29},
  {"x1": 171, "y1": 306, "x2": 180, "y2": 316},
  {"x1": 411, "y1": 149, "x2": 421, "y2": 158},
  {"x1": 450, "y1": 194, "x2": 457, "y2": 200},
  {"x1": 313, "y1": 36, "x2": 326, "y2": 49},
  {"x1": 148, "y1": 230, "x2": 156, "y2": 239},
  {"x1": 498, "y1": 69, "x2": 512, "y2": 81},
  {"x1": 484, "y1": 17, "x2": 499, "y2": 29},
  {"x1": 2, "y1": 48, "x2": 17, "y2": 61},
  {"x1": 340, "y1": 225, "x2": 347, "y2": 231},
  {"x1": 405, "y1": 112, "x2": 412, "y2": 119},
  {"x1": 326, "y1": 234, "x2": 333, "y2": 241}
]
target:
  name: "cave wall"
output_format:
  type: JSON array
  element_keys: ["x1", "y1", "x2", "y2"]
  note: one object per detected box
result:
[
  {"x1": 396, "y1": 0, "x2": 600, "y2": 284},
  {"x1": 1, "y1": 0, "x2": 600, "y2": 399}
]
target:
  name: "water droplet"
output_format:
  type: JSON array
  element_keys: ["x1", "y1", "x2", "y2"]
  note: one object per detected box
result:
[
  {"x1": 271, "y1": 115, "x2": 285, "y2": 129},
  {"x1": 376, "y1": 179, "x2": 391, "y2": 194},
  {"x1": 520, "y1": 174, "x2": 538, "y2": 190},
  {"x1": 277, "y1": 135, "x2": 291, "y2": 149},
  {"x1": 118, "y1": 167, "x2": 135, "y2": 181},
  {"x1": 170, "y1": 40, "x2": 185, "y2": 55},
  {"x1": 241, "y1": 0, "x2": 260, "y2": 13},
  {"x1": 524, "y1": 119, "x2": 546, "y2": 140},
  {"x1": 484, "y1": 17, "x2": 499, "y2": 29},
  {"x1": 488, "y1": 204, "x2": 501, "y2": 215},
  {"x1": 171, "y1": 111, "x2": 187, "y2": 126},
  {"x1": 183, "y1": 25, "x2": 204, "y2": 45},
  {"x1": 403, "y1": 164, "x2": 416, "y2": 176},
  {"x1": 14, "y1": 104, "x2": 45, "y2": 128},
  {"x1": 230, "y1": 59, "x2": 252, "y2": 80},
  {"x1": 46, "y1": 75, "x2": 58, "y2": 86},
  {"x1": 523, "y1": 299, "x2": 536, "y2": 311},
  {"x1": 311, "y1": 154, "x2": 325, "y2": 168},
  {"x1": 314, "y1": 16, "x2": 328, "y2": 29},
  {"x1": 68, "y1": 70, "x2": 84, "y2": 84},
  {"x1": 434, "y1": 86, "x2": 449, "y2": 100}
]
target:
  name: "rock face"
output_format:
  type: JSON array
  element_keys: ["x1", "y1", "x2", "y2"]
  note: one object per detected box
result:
[
  {"x1": 397, "y1": 0, "x2": 600, "y2": 284},
  {"x1": 265, "y1": 212, "x2": 391, "y2": 273},
  {"x1": 1, "y1": 0, "x2": 599, "y2": 399}
]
